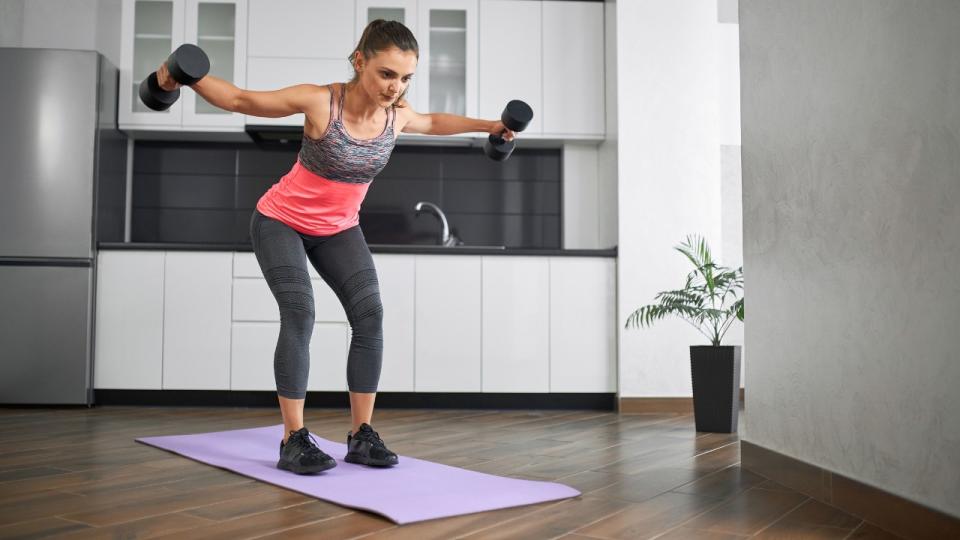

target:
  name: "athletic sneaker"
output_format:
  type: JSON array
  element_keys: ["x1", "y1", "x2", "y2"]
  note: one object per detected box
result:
[
  {"x1": 345, "y1": 423, "x2": 399, "y2": 467},
  {"x1": 277, "y1": 427, "x2": 337, "y2": 474}
]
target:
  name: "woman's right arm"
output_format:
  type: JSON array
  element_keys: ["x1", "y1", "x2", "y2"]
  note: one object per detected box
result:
[{"x1": 156, "y1": 62, "x2": 324, "y2": 118}]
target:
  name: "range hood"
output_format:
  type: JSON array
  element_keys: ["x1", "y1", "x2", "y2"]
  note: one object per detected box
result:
[{"x1": 245, "y1": 125, "x2": 304, "y2": 148}]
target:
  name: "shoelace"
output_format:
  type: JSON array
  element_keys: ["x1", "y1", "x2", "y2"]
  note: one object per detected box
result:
[
  {"x1": 289, "y1": 430, "x2": 325, "y2": 456},
  {"x1": 355, "y1": 428, "x2": 387, "y2": 450}
]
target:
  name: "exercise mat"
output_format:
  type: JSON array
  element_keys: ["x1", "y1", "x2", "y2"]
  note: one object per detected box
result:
[{"x1": 136, "y1": 424, "x2": 580, "y2": 524}]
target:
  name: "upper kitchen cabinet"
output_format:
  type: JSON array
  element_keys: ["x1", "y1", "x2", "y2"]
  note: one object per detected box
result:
[
  {"x1": 479, "y1": 0, "x2": 605, "y2": 139},
  {"x1": 416, "y1": 0, "x2": 478, "y2": 117},
  {"x1": 478, "y1": 0, "x2": 542, "y2": 135},
  {"x1": 357, "y1": 0, "x2": 478, "y2": 117},
  {"x1": 356, "y1": 0, "x2": 419, "y2": 112},
  {"x1": 181, "y1": 0, "x2": 247, "y2": 128},
  {"x1": 119, "y1": 0, "x2": 247, "y2": 131},
  {"x1": 245, "y1": 0, "x2": 354, "y2": 127},
  {"x1": 542, "y1": 1, "x2": 604, "y2": 137}
]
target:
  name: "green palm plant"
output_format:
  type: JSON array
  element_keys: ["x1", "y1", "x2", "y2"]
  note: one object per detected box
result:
[{"x1": 625, "y1": 235, "x2": 744, "y2": 346}]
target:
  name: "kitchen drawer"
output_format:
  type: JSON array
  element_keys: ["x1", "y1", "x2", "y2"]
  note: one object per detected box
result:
[{"x1": 232, "y1": 277, "x2": 347, "y2": 323}]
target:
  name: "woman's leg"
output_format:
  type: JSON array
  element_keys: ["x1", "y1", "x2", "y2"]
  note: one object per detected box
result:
[
  {"x1": 250, "y1": 210, "x2": 315, "y2": 443},
  {"x1": 305, "y1": 225, "x2": 384, "y2": 435}
]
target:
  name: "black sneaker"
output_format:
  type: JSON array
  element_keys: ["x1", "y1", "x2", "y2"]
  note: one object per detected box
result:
[
  {"x1": 277, "y1": 427, "x2": 337, "y2": 474},
  {"x1": 344, "y1": 423, "x2": 399, "y2": 467}
]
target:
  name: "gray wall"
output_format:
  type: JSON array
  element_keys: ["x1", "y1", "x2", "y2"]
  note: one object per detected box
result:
[
  {"x1": 741, "y1": 0, "x2": 960, "y2": 518},
  {"x1": 0, "y1": 0, "x2": 121, "y2": 67}
]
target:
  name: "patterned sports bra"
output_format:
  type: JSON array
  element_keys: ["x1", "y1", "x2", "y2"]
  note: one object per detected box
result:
[{"x1": 298, "y1": 83, "x2": 397, "y2": 185}]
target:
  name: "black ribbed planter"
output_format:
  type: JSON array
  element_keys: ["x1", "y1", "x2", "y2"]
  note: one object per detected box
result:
[{"x1": 689, "y1": 345, "x2": 741, "y2": 433}]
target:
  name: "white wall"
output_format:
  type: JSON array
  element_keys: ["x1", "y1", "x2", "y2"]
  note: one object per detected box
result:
[
  {"x1": 0, "y1": 0, "x2": 122, "y2": 67},
  {"x1": 741, "y1": 0, "x2": 960, "y2": 518},
  {"x1": 616, "y1": 0, "x2": 742, "y2": 397}
]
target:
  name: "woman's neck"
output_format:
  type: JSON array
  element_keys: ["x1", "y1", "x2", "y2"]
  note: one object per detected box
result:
[{"x1": 343, "y1": 82, "x2": 381, "y2": 121}]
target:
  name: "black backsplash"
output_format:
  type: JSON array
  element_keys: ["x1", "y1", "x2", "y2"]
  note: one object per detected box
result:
[{"x1": 131, "y1": 141, "x2": 562, "y2": 248}]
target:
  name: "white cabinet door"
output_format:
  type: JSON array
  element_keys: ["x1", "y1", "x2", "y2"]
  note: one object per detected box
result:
[
  {"x1": 355, "y1": 0, "x2": 419, "y2": 109},
  {"x1": 478, "y1": 0, "x2": 541, "y2": 134},
  {"x1": 230, "y1": 322, "x2": 349, "y2": 392},
  {"x1": 549, "y1": 257, "x2": 616, "y2": 392},
  {"x1": 306, "y1": 323, "x2": 350, "y2": 391},
  {"x1": 232, "y1": 277, "x2": 348, "y2": 323},
  {"x1": 248, "y1": 0, "x2": 354, "y2": 58},
  {"x1": 372, "y1": 254, "x2": 415, "y2": 391},
  {"x1": 481, "y1": 257, "x2": 549, "y2": 392},
  {"x1": 182, "y1": 0, "x2": 247, "y2": 128},
  {"x1": 94, "y1": 251, "x2": 165, "y2": 389},
  {"x1": 414, "y1": 255, "x2": 481, "y2": 391},
  {"x1": 162, "y1": 252, "x2": 233, "y2": 389},
  {"x1": 416, "y1": 0, "x2": 478, "y2": 117},
  {"x1": 231, "y1": 322, "x2": 280, "y2": 391},
  {"x1": 245, "y1": 57, "x2": 352, "y2": 126},
  {"x1": 119, "y1": 0, "x2": 186, "y2": 128},
  {"x1": 542, "y1": 1, "x2": 604, "y2": 136}
]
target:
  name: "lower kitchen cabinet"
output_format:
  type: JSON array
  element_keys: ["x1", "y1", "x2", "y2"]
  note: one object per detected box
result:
[
  {"x1": 414, "y1": 256, "x2": 482, "y2": 392},
  {"x1": 549, "y1": 257, "x2": 616, "y2": 392},
  {"x1": 231, "y1": 322, "x2": 349, "y2": 392},
  {"x1": 482, "y1": 257, "x2": 550, "y2": 392},
  {"x1": 95, "y1": 250, "x2": 616, "y2": 394},
  {"x1": 95, "y1": 251, "x2": 165, "y2": 389},
  {"x1": 162, "y1": 252, "x2": 233, "y2": 390}
]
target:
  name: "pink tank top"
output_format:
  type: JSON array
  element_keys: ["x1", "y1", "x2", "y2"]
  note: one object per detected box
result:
[{"x1": 256, "y1": 83, "x2": 396, "y2": 236}]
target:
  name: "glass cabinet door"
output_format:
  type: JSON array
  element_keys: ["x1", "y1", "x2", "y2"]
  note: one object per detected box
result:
[
  {"x1": 119, "y1": 0, "x2": 186, "y2": 127},
  {"x1": 417, "y1": 0, "x2": 477, "y2": 117},
  {"x1": 183, "y1": 0, "x2": 246, "y2": 128},
  {"x1": 355, "y1": 0, "x2": 418, "y2": 108}
]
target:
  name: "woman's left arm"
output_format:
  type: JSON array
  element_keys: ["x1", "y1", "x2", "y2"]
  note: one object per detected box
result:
[{"x1": 399, "y1": 106, "x2": 515, "y2": 140}]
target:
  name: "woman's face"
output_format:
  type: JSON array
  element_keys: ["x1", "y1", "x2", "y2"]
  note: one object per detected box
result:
[{"x1": 355, "y1": 46, "x2": 418, "y2": 107}]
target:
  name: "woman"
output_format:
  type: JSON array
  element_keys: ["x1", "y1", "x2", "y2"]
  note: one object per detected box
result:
[{"x1": 156, "y1": 19, "x2": 516, "y2": 475}]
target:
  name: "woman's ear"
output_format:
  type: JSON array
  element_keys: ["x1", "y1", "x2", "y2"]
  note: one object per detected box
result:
[{"x1": 353, "y1": 51, "x2": 364, "y2": 72}]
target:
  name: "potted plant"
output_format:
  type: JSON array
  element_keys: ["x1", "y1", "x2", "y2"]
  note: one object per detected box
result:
[{"x1": 625, "y1": 235, "x2": 744, "y2": 432}]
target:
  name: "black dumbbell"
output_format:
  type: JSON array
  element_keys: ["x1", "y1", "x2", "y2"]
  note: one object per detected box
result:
[
  {"x1": 484, "y1": 100, "x2": 534, "y2": 161},
  {"x1": 138, "y1": 44, "x2": 210, "y2": 111}
]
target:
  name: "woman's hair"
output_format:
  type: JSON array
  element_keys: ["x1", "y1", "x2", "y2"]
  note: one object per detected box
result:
[{"x1": 347, "y1": 19, "x2": 419, "y2": 108}]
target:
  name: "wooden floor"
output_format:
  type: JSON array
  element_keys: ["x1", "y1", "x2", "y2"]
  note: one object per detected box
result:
[{"x1": 0, "y1": 406, "x2": 902, "y2": 539}]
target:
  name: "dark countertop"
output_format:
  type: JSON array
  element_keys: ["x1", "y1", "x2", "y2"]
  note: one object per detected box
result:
[{"x1": 98, "y1": 242, "x2": 617, "y2": 257}]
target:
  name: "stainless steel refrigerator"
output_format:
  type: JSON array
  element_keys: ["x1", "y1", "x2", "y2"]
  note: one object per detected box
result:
[{"x1": 0, "y1": 48, "x2": 127, "y2": 405}]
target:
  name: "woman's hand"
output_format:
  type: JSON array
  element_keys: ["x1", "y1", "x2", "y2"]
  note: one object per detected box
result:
[
  {"x1": 156, "y1": 62, "x2": 182, "y2": 92},
  {"x1": 488, "y1": 120, "x2": 516, "y2": 141}
]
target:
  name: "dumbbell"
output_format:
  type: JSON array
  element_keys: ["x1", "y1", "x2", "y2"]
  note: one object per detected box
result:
[
  {"x1": 138, "y1": 44, "x2": 210, "y2": 111},
  {"x1": 484, "y1": 100, "x2": 534, "y2": 161}
]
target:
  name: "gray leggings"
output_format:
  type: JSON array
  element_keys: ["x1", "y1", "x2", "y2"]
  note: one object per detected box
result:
[{"x1": 249, "y1": 210, "x2": 384, "y2": 398}]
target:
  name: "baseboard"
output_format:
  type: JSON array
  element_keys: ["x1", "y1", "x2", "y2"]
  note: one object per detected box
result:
[
  {"x1": 93, "y1": 390, "x2": 616, "y2": 410},
  {"x1": 740, "y1": 440, "x2": 960, "y2": 540},
  {"x1": 618, "y1": 388, "x2": 745, "y2": 414}
]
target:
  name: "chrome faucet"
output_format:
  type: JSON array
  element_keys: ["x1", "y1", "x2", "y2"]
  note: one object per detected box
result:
[{"x1": 414, "y1": 201, "x2": 458, "y2": 246}]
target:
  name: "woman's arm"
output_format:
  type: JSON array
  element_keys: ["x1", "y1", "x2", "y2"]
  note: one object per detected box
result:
[
  {"x1": 156, "y1": 63, "x2": 324, "y2": 118},
  {"x1": 398, "y1": 105, "x2": 515, "y2": 140}
]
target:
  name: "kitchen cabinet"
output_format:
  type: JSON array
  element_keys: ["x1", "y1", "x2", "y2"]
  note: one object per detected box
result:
[
  {"x1": 231, "y1": 322, "x2": 350, "y2": 391},
  {"x1": 94, "y1": 251, "x2": 165, "y2": 389},
  {"x1": 481, "y1": 257, "x2": 550, "y2": 392},
  {"x1": 478, "y1": 0, "x2": 542, "y2": 134},
  {"x1": 478, "y1": 0, "x2": 605, "y2": 138},
  {"x1": 414, "y1": 255, "x2": 482, "y2": 391},
  {"x1": 356, "y1": 0, "x2": 478, "y2": 117},
  {"x1": 542, "y1": 1, "x2": 605, "y2": 136},
  {"x1": 119, "y1": 0, "x2": 247, "y2": 131},
  {"x1": 245, "y1": 0, "x2": 354, "y2": 127},
  {"x1": 94, "y1": 250, "x2": 616, "y2": 394},
  {"x1": 162, "y1": 252, "x2": 233, "y2": 389},
  {"x1": 549, "y1": 257, "x2": 616, "y2": 392},
  {"x1": 372, "y1": 254, "x2": 416, "y2": 391}
]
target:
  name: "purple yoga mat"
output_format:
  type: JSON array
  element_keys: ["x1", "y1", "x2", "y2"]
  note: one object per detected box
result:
[{"x1": 136, "y1": 424, "x2": 580, "y2": 524}]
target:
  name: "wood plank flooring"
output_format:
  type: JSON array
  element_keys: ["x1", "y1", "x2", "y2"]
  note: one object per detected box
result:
[{"x1": 0, "y1": 406, "x2": 900, "y2": 539}]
